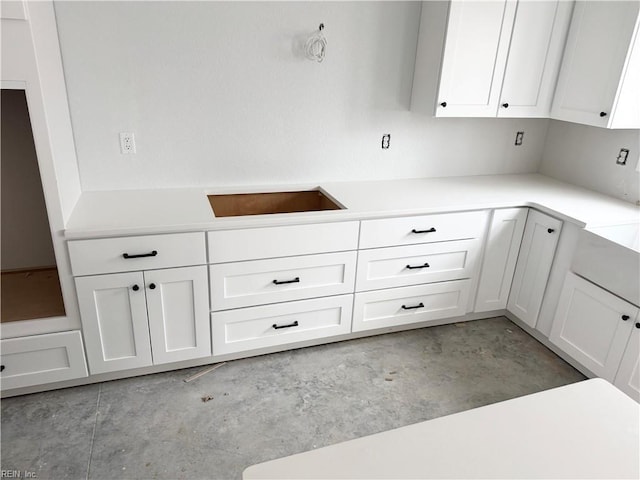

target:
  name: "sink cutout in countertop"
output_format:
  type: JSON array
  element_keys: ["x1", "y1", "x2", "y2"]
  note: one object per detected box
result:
[{"x1": 208, "y1": 190, "x2": 343, "y2": 217}]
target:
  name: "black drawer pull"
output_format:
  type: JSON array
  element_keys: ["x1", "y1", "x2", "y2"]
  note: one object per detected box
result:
[
  {"x1": 0, "y1": 365, "x2": 5, "y2": 372},
  {"x1": 406, "y1": 263, "x2": 430, "y2": 270},
  {"x1": 132, "y1": 284, "x2": 140, "y2": 291},
  {"x1": 502, "y1": 102, "x2": 509, "y2": 108},
  {"x1": 440, "y1": 101, "x2": 447, "y2": 107},
  {"x1": 635, "y1": 322, "x2": 640, "y2": 329},
  {"x1": 599, "y1": 111, "x2": 607, "y2": 117},
  {"x1": 123, "y1": 250, "x2": 157, "y2": 259},
  {"x1": 272, "y1": 320, "x2": 299, "y2": 330},
  {"x1": 401, "y1": 303, "x2": 424, "y2": 310},
  {"x1": 273, "y1": 277, "x2": 300, "y2": 285},
  {"x1": 547, "y1": 228, "x2": 555, "y2": 234},
  {"x1": 149, "y1": 283, "x2": 156, "y2": 290},
  {"x1": 411, "y1": 228, "x2": 436, "y2": 234},
  {"x1": 622, "y1": 315, "x2": 630, "y2": 321}
]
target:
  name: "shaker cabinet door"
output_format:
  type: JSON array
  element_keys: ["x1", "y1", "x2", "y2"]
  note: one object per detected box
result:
[
  {"x1": 75, "y1": 272, "x2": 152, "y2": 374},
  {"x1": 145, "y1": 266, "x2": 211, "y2": 365},
  {"x1": 551, "y1": 272, "x2": 637, "y2": 381},
  {"x1": 507, "y1": 210, "x2": 562, "y2": 327}
]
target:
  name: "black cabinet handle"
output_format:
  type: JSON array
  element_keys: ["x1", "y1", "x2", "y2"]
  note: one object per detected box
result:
[
  {"x1": 148, "y1": 283, "x2": 156, "y2": 290},
  {"x1": 622, "y1": 315, "x2": 630, "y2": 321},
  {"x1": 412, "y1": 227, "x2": 436, "y2": 234},
  {"x1": 440, "y1": 102, "x2": 447, "y2": 107},
  {"x1": 272, "y1": 320, "x2": 299, "y2": 330},
  {"x1": 123, "y1": 250, "x2": 158, "y2": 259},
  {"x1": 599, "y1": 111, "x2": 607, "y2": 117},
  {"x1": 406, "y1": 263, "x2": 430, "y2": 270},
  {"x1": 0, "y1": 365, "x2": 5, "y2": 372},
  {"x1": 547, "y1": 228, "x2": 555, "y2": 233},
  {"x1": 273, "y1": 277, "x2": 300, "y2": 285},
  {"x1": 502, "y1": 103, "x2": 509, "y2": 108},
  {"x1": 132, "y1": 284, "x2": 140, "y2": 291},
  {"x1": 401, "y1": 303, "x2": 424, "y2": 310},
  {"x1": 635, "y1": 322, "x2": 640, "y2": 329}
]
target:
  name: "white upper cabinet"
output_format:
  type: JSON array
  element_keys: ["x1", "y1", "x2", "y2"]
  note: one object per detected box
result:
[
  {"x1": 551, "y1": 1, "x2": 640, "y2": 128},
  {"x1": 411, "y1": 0, "x2": 573, "y2": 118},
  {"x1": 435, "y1": 0, "x2": 516, "y2": 117}
]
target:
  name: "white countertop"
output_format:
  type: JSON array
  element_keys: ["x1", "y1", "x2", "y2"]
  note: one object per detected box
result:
[
  {"x1": 64, "y1": 174, "x2": 640, "y2": 238},
  {"x1": 243, "y1": 379, "x2": 640, "y2": 480}
]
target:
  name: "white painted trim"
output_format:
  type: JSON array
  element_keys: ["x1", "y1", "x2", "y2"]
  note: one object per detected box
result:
[
  {"x1": 1, "y1": 1, "x2": 83, "y2": 337},
  {"x1": 1, "y1": 80, "x2": 26, "y2": 89},
  {"x1": 0, "y1": 316, "x2": 77, "y2": 340}
]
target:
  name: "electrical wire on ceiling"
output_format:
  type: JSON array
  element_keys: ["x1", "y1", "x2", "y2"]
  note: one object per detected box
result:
[{"x1": 305, "y1": 23, "x2": 327, "y2": 63}]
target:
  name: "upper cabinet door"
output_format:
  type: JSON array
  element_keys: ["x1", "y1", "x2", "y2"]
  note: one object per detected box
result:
[
  {"x1": 498, "y1": 1, "x2": 574, "y2": 118},
  {"x1": 550, "y1": 1, "x2": 640, "y2": 128},
  {"x1": 435, "y1": 0, "x2": 517, "y2": 117},
  {"x1": 412, "y1": 0, "x2": 573, "y2": 118}
]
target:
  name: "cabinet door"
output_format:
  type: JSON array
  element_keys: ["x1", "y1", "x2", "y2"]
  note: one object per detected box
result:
[
  {"x1": 145, "y1": 266, "x2": 210, "y2": 365},
  {"x1": 475, "y1": 208, "x2": 527, "y2": 312},
  {"x1": 507, "y1": 210, "x2": 562, "y2": 327},
  {"x1": 550, "y1": 1, "x2": 640, "y2": 127},
  {"x1": 614, "y1": 322, "x2": 640, "y2": 402},
  {"x1": 75, "y1": 272, "x2": 152, "y2": 374},
  {"x1": 550, "y1": 272, "x2": 637, "y2": 381},
  {"x1": 498, "y1": 1, "x2": 573, "y2": 118},
  {"x1": 436, "y1": 0, "x2": 517, "y2": 117}
]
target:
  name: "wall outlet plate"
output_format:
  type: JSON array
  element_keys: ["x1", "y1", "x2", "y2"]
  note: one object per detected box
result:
[
  {"x1": 119, "y1": 132, "x2": 136, "y2": 154},
  {"x1": 616, "y1": 148, "x2": 629, "y2": 165}
]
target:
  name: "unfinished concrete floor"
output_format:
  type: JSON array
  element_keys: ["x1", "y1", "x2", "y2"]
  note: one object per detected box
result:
[{"x1": 1, "y1": 317, "x2": 585, "y2": 480}]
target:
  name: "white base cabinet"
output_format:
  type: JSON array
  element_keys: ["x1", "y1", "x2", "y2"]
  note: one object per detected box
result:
[
  {"x1": 615, "y1": 324, "x2": 640, "y2": 402},
  {"x1": 507, "y1": 210, "x2": 562, "y2": 328},
  {"x1": 76, "y1": 265, "x2": 210, "y2": 374},
  {"x1": 475, "y1": 208, "x2": 527, "y2": 312},
  {"x1": 0, "y1": 331, "x2": 88, "y2": 390},
  {"x1": 550, "y1": 272, "x2": 638, "y2": 383}
]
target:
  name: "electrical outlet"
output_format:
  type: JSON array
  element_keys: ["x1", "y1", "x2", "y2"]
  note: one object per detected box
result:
[
  {"x1": 119, "y1": 132, "x2": 136, "y2": 154},
  {"x1": 616, "y1": 148, "x2": 629, "y2": 165},
  {"x1": 382, "y1": 134, "x2": 390, "y2": 149},
  {"x1": 515, "y1": 131, "x2": 524, "y2": 146}
]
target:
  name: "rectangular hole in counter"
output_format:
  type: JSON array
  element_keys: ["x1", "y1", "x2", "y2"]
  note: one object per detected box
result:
[{"x1": 208, "y1": 190, "x2": 343, "y2": 217}]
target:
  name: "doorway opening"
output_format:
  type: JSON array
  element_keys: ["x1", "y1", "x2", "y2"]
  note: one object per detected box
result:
[{"x1": 1, "y1": 89, "x2": 65, "y2": 322}]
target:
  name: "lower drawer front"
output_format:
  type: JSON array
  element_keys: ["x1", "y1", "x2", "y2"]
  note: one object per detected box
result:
[
  {"x1": 210, "y1": 251, "x2": 357, "y2": 311},
  {"x1": 212, "y1": 295, "x2": 353, "y2": 355},
  {"x1": 0, "y1": 331, "x2": 88, "y2": 390},
  {"x1": 352, "y1": 281, "x2": 470, "y2": 332},
  {"x1": 355, "y1": 239, "x2": 481, "y2": 292}
]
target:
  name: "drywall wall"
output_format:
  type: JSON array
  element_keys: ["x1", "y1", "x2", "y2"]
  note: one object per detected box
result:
[
  {"x1": 540, "y1": 120, "x2": 640, "y2": 204},
  {"x1": 1, "y1": 89, "x2": 57, "y2": 270},
  {"x1": 54, "y1": 1, "x2": 548, "y2": 191}
]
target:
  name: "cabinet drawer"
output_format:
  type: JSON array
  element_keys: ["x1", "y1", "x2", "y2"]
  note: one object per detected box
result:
[
  {"x1": 359, "y1": 211, "x2": 488, "y2": 249},
  {"x1": 208, "y1": 221, "x2": 359, "y2": 263},
  {"x1": 210, "y1": 252, "x2": 357, "y2": 311},
  {"x1": 211, "y1": 295, "x2": 353, "y2": 355},
  {"x1": 356, "y1": 239, "x2": 481, "y2": 292},
  {"x1": 0, "y1": 331, "x2": 88, "y2": 390},
  {"x1": 68, "y1": 232, "x2": 206, "y2": 276},
  {"x1": 352, "y1": 280, "x2": 470, "y2": 332}
]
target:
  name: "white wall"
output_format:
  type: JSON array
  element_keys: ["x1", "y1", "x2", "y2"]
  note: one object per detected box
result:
[
  {"x1": 54, "y1": 1, "x2": 549, "y2": 191},
  {"x1": 1, "y1": 90, "x2": 57, "y2": 270},
  {"x1": 540, "y1": 120, "x2": 640, "y2": 204}
]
